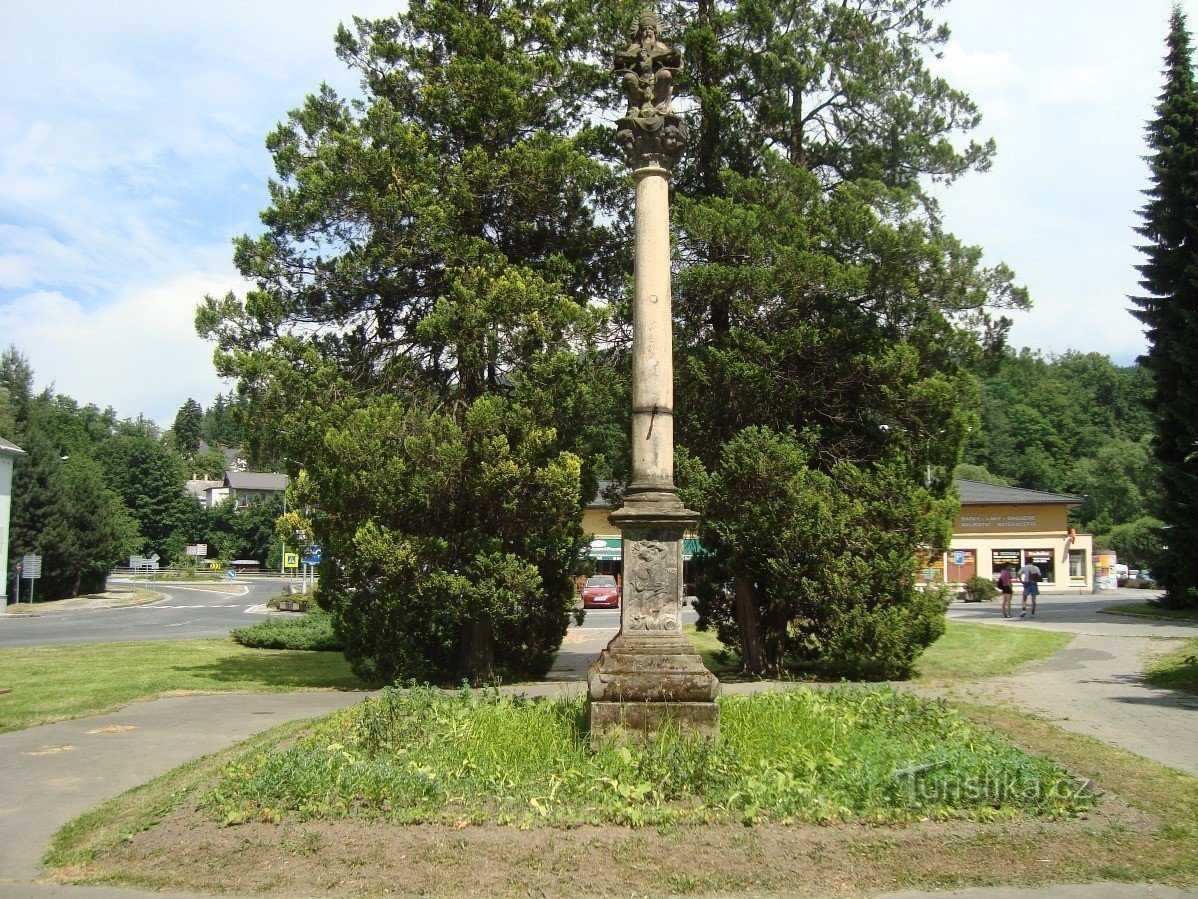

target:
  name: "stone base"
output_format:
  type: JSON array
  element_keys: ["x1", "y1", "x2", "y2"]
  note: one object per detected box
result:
[
  {"x1": 588, "y1": 633, "x2": 719, "y2": 702},
  {"x1": 588, "y1": 701, "x2": 719, "y2": 748}
]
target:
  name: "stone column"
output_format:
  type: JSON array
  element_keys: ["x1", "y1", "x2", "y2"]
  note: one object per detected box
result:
[{"x1": 587, "y1": 8, "x2": 720, "y2": 746}]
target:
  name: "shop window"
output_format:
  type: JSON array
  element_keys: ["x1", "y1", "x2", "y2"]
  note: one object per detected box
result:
[
  {"x1": 1024, "y1": 549, "x2": 1055, "y2": 584},
  {"x1": 992, "y1": 549, "x2": 1021, "y2": 581},
  {"x1": 1069, "y1": 549, "x2": 1087, "y2": 582},
  {"x1": 916, "y1": 551, "x2": 944, "y2": 584}
]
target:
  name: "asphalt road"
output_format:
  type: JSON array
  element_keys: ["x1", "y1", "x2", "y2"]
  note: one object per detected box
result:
[
  {"x1": 0, "y1": 579, "x2": 286, "y2": 647},
  {"x1": 0, "y1": 585, "x2": 697, "y2": 650}
]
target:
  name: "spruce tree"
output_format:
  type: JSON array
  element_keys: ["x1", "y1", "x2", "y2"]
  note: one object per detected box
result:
[
  {"x1": 1132, "y1": 6, "x2": 1198, "y2": 609},
  {"x1": 172, "y1": 398, "x2": 204, "y2": 456}
]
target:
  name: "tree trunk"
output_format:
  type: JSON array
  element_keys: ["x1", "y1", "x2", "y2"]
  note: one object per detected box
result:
[
  {"x1": 71, "y1": 570, "x2": 82, "y2": 598},
  {"x1": 733, "y1": 572, "x2": 767, "y2": 675},
  {"x1": 762, "y1": 590, "x2": 790, "y2": 676},
  {"x1": 460, "y1": 614, "x2": 495, "y2": 684}
]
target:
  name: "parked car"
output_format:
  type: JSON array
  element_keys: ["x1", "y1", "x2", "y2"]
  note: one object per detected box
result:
[{"x1": 581, "y1": 574, "x2": 620, "y2": 609}]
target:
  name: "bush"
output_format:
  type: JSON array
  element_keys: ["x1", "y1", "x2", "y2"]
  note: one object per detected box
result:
[
  {"x1": 686, "y1": 428, "x2": 953, "y2": 680},
  {"x1": 231, "y1": 610, "x2": 343, "y2": 652},
  {"x1": 306, "y1": 395, "x2": 584, "y2": 685},
  {"x1": 963, "y1": 576, "x2": 999, "y2": 603}
]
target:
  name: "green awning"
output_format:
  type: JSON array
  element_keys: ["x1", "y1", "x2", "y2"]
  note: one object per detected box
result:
[{"x1": 584, "y1": 537, "x2": 707, "y2": 562}]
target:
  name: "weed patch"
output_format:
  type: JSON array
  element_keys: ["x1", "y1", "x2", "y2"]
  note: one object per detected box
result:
[{"x1": 207, "y1": 686, "x2": 1090, "y2": 828}]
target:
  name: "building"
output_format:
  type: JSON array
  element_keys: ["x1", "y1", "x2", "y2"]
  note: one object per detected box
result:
[
  {"x1": 584, "y1": 477, "x2": 1094, "y2": 595},
  {"x1": 935, "y1": 479, "x2": 1093, "y2": 594},
  {"x1": 183, "y1": 478, "x2": 223, "y2": 508},
  {"x1": 206, "y1": 470, "x2": 288, "y2": 510},
  {"x1": 1, "y1": 437, "x2": 26, "y2": 602}
]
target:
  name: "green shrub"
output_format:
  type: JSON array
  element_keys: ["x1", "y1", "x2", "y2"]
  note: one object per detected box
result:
[
  {"x1": 963, "y1": 576, "x2": 999, "y2": 603},
  {"x1": 268, "y1": 591, "x2": 315, "y2": 612},
  {"x1": 206, "y1": 686, "x2": 1092, "y2": 827},
  {"x1": 231, "y1": 610, "x2": 343, "y2": 652},
  {"x1": 684, "y1": 428, "x2": 953, "y2": 680}
]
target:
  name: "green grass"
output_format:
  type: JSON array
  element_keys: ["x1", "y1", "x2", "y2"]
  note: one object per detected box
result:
[
  {"x1": 231, "y1": 609, "x2": 341, "y2": 651},
  {"x1": 685, "y1": 621, "x2": 1071, "y2": 682},
  {"x1": 1145, "y1": 637, "x2": 1198, "y2": 696},
  {"x1": 0, "y1": 639, "x2": 362, "y2": 733},
  {"x1": 915, "y1": 621, "x2": 1073, "y2": 680},
  {"x1": 1102, "y1": 602, "x2": 1198, "y2": 622},
  {"x1": 205, "y1": 686, "x2": 1090, "y2": 828}
]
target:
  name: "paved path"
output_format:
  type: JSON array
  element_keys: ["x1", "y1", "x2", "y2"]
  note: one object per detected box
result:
[
  {"x1": 0, "y1": 691, "x2": 368, "y2": 889},
  {"x1": 947, "y1": 590, "x2": 1198, "y2": 777}
]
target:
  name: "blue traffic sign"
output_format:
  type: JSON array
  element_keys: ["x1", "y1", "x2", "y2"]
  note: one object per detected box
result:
[
  {"x1": 952, "y1": 551, "x2": 966, "y2": 566},
  {"x1": 301, "y1": 545, "x2": 322, "y2": 566}
]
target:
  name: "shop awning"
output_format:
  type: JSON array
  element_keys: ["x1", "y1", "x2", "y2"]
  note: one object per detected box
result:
[{"x1": 584, "y1": 538, "x2": 706, "y2": 561}]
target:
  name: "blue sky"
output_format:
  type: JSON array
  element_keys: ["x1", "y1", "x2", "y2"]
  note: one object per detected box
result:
[{"x1": 0, "y1": 0, "x2": 1190, "y2": 424}]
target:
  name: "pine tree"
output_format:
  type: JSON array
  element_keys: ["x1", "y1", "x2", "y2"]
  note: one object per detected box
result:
[{"x1": 1132, "y1": 6, "x2": 1198, "y2": 609}]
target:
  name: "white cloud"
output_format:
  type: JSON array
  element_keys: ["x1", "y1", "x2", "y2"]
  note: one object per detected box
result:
[{"x1": 0, "y1": 273, "x2": 242, "y2": 424}]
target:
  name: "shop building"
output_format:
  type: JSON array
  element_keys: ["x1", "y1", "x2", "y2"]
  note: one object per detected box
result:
[
  {"x1": 586, "y1": 478, "x2": 1093, "y2": 595},
  {"x1": 935, "y1": 479, "x2": 1093, "y2": 594}
]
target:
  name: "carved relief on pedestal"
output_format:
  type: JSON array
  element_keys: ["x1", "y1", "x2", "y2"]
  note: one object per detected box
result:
[
  {"x1": 623, "y1": 534, "x2": 680, "y2": 632},
  {"x1": 613, "y1": 7, "x2": 688, "y2": 169}
]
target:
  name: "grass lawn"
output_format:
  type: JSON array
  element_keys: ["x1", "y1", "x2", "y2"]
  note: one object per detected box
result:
[
  {"x1": 1102, "y1": 602, "x2": 1198, "y2": 622},
  {"x1": 42, "y1": 691, "x2": 1198, "y2": 897},
  {"x1": 1145, "y1": 637, "x2": 1198, "y2": 696},
  {"x1": 685, "y1": 620, "x2": 1071, "y2": 682},
  {"x1": 0, "y1": 639, "x2": 363, "y2": 734},
  {"x1": 915, "y1": 621, "x2": 1072, "y2": 680}
]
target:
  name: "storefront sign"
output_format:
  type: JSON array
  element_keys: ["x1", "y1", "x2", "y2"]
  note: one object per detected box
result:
[{"x1": 958, "y1": 513, "x2": 1040, "y2": 532}]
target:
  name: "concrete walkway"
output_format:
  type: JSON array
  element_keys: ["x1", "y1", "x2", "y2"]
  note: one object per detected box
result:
[
  {"x1": 0, "y1": 691, "x2": 368, "y2": 890},
  {"x1": 947, "y1": 590, "x2": 1198, "y2": 777}
]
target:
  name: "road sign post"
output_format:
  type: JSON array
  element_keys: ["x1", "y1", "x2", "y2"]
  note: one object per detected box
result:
[{"x1": 20, "y1": 554, "x2": 42, "y2": 604}]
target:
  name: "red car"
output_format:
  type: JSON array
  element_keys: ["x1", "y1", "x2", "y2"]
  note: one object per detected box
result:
[{"x1": 581, "y1": 575, "x2": 620, "y2": 609}]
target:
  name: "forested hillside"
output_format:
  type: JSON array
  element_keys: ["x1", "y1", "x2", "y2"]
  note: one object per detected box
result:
[
  {"x1": 960, "y1": 350, "x2": 1161, "y2": 566},
  {"x1": 2, "y1": 347, "x2": 279, "y2": 601}
]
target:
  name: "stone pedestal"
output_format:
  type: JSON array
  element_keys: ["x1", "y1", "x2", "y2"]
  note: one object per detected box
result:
[{"x1": 586, "y1": 162, "x2": 720, "y2": 747}]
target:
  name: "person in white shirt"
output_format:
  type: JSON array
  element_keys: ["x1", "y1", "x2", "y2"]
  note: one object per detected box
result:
[{"x1": 1017, "y1": 560, "x2": 1042, "y2": 617}]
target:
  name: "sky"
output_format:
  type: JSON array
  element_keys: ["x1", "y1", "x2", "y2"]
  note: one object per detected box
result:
[{"x1": 0, "y1": 0, "x2": 1191, "y2": 425}]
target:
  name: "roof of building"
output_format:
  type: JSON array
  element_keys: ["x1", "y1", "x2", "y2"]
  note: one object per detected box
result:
[
  {"x1": 588, "y1": 479, "x2": 621, "y2": 508},
  {"x1": 184, "y1": 478, "x2": 223, "y2": 500},
  {"x1": 588, "y1": 476, "x2": 1081, "y2": 509},
  {"x1": 224, "y1": 470, "x2": 288, "y2": 492},
  {"x1": 0, "y1": 436, "x2": 26, "y2": 457},
  {"x1": 955, "y1": 478, "x2": 1082, "y2": 506}
]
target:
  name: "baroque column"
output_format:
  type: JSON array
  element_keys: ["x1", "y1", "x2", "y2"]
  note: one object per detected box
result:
[{"x1": 587, "y1": 7, "x2": 720, "y2": 745}]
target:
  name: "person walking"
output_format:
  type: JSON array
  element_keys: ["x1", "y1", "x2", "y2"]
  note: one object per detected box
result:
[
  {"x1": 1017, "y1": 558, "x2": 1042, "y2": 617},
  {"x1": 997, "y1": 564, "x2": 1015, "y2": 618}
]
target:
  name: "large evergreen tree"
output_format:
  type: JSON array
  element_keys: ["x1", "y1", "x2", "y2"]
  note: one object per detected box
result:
[
  {"x1": 198, "y1": 0, "x2": 620, "y2": 682},
  {"x1": 172, "y1": 398, "x2": 204, "y2": 456},
  {"x1": 622, "y1": 0, "x2": 1028, "y2": 675},
  {"x1": 1132, "y1": 7, "x2": 1198, "y2": 609}
]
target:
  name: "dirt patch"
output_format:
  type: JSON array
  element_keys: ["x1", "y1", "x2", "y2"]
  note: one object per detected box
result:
[{"x1": 50, "y1": 792, "x2": 1159, "y2": 898}]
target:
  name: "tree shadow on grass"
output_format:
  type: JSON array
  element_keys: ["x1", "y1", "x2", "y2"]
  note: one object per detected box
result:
[{"x1": 172, "y1": 652, "x2": 370, "y2": 691}]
